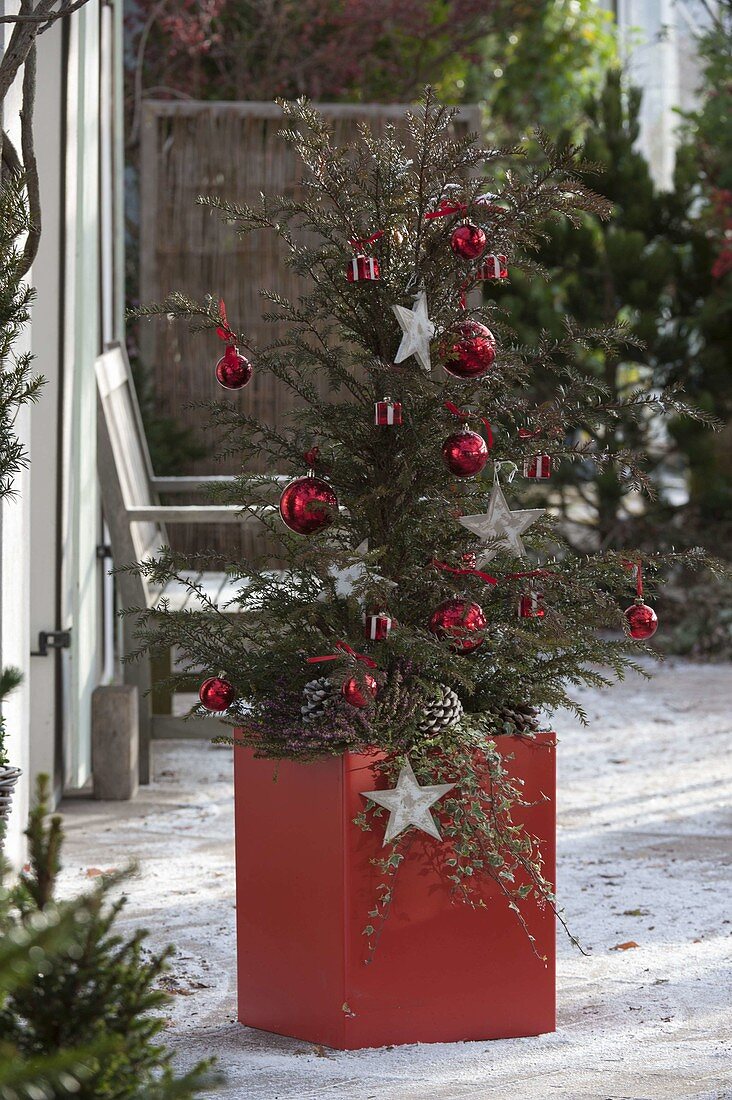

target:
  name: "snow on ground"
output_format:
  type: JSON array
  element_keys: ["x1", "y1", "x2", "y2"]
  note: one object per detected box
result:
[{"x1": 57, "y1": 659, "x2": 732, "y2": 1100}]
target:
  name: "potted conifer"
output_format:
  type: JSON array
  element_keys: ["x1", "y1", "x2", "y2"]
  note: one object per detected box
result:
[{"x1": 131, "y1": 91, "x2": 713, "y2": 1049}]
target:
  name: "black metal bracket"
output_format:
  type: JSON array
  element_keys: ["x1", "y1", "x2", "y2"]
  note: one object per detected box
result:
[
  {"x1": 31, "y1": 630, "x2": 72, "y2": 658},
  {"x1": 96, "y1": 543, "x2": 113, "y2": 560}
]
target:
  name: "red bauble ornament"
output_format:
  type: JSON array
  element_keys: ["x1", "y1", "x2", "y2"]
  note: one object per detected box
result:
[
  {"x1": 279, "y1": 472, "x2": 338, "y2": 535},
  {"x1": 215, "y1": 345, "x2": 253, "y2": 390},
  {"x1": 341, "y1": 673, "x2": 378, "y2": 707},
  {"x1": 441, "y1": 321, "x2": 496, "y2": 380},
  {"x1": 198, "y1": 675, "x2": 236, "y2": 712},
  {"x1": 625, "y1": 600, "x2": 658, "y2": 640},
  {"x1": 450, "y1": 222, "x2": 487, "y2": 261},
  {"x1": 442, "y1": 427, "x2": 489, "y2": 477},
  {"x1": 346, "y1": 255, "x2": 380, "y2": 282},
  {"x1": 428, "y1": 598, "x2": 487, "y2": 653}
]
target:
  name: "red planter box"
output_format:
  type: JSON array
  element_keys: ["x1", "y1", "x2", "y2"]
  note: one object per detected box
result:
[{"x1": 234, "y1": 734, "x2": 556, "y2": 1049}]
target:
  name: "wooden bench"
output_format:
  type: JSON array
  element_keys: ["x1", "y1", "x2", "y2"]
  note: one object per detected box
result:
[{"x1": 95, "y1": 342, "x2": 263, "y2": 782}]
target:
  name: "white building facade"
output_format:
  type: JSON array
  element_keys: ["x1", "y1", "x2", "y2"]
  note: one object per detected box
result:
[{"x1": 2, "y1": 0, "x2": 124, "y2": 864}]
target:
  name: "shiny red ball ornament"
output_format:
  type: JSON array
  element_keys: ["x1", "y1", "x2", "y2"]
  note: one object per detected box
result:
[
  {"x1": 428, "y1": 598, "x2": 487, "y2": 653},
  {"x1": 625, "y1": 599, "x2": 658, "y2": 640},
  {"x1": 341, "y1": 673, "x2": 378, "y2": 707},
  {"x1": 441, "y1": 321, "x2": 496, "y2": 380},
  {"x1": 198, "y1": 675, "x2": 236, "y2": 712},
  {"x1": 442, "y1": 427, "x2": 489, "y2": 477},
  {"x1": 215, "y1": 345, "x2": 253, "y2": 390},
  {"x1": 279, "y1": 472, "x2": 338, "y2": 536},
  {"x1": 450, "y1": 222, "x2": 487, "y2": 261}
]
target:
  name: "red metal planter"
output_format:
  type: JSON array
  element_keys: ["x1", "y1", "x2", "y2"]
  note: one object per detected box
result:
[{"x1": 234, "y1": 734, "x2": 556, "y2": 1050}]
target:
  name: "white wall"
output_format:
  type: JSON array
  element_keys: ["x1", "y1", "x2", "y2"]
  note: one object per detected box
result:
[
  {"x1": 60, "y1": 5, "x2": 102, "y2": 791},
  {"x1": 2, "y1": 0, "x2": 117, "y2": 863},
  {"x1": 612, "y1": 0, "x2": 712, "y2": 188},
  {"x1": 29, "y1": 18, "x2": 64, "y2": 803},
  {"x1": 1, "y1": 3, "x2": 33, "y2": 865}
]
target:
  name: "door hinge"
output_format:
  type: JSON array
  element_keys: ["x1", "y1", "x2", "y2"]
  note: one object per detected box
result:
[
  {"x1": 31, "y1": 630, "x2": 72, "y2": 657},
  {"x1": 96, "y1": 543, "x2": 113, "y2": 560}
]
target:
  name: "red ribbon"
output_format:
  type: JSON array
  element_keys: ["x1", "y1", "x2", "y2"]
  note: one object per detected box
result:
[
  {"x1": 518, "y1": 426, "x2": 542, "y2": 440},
  {"x1": 444, "y1": 401, "x2": 494, "y2": 450},
  {"x1": 505, "y1": 569, "x2": 555, "y2": 580},
  {"x1": 303, "y1": 446, "x2": 320, "y2": 467},
  {"x1": 432, "y1": 559, "x2": 498, "y2": 586},
  {"x1": 349, "y1": 230, "x2": 384, "y2": 250},
  {"x1": 424, "y1": 200, "x2": 468, "y2": 221},
  {"x1": 623, "y1": 559, "x2": 644, "y2": 598},
  {"x1": 216, "y1": 298, "x2": 236, "y2": 344},
  {"x1": 307, "y1": 640, "x2": 378, "y2": 668}
]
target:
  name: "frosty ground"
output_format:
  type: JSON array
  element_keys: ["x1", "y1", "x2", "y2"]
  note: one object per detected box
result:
[{"x1": 57, "y1": 660, "x2": 732, "y2": 1100}]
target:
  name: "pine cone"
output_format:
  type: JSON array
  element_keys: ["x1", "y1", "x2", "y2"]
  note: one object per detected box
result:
[
  {"x1": 301, "y1": 677, "x2": 338, "y2": 723},
  {"x1": 417, "y1": 685, "x2": 464, "y2": 734},
  {"x1": 488, "y1": 702, "x2": 540, "y2": 736}
]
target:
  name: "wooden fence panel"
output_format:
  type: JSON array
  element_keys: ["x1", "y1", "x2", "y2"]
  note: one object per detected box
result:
[{"x1": 139, "y1": 101, "x2": 482, "y2": 563}]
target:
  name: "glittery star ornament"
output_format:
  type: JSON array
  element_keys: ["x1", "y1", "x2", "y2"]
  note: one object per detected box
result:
[
  {"x1": 458, "y1": 479, "x2": 545, "y2": 564},
  {"x1": 361, "y1": 759, "x2": 455, "y2": 845},
  {"x1": 392, "y1": 290, "x2": 435, "y2": 372}
]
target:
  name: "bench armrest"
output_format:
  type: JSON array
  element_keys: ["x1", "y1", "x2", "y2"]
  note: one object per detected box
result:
[
  {"x1": 151, "y1": 475, "x2": 290, "y2": 497},
  {"x1": 150, "y1": 476, "x2": 239, "y2": 493},
  {"x1": 128, "y1": 505, "x2": 275, "y2": 524}
]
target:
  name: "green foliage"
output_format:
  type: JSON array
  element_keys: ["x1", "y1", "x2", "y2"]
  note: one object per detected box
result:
[
  {"x1": 0, "y1": 776, "x2": 218, "y2": 1100},
  {"x1": 472, "y1": 0, "x2": 617, "y2": 143},
  {"x1": 0, "y1": 667, "x2": 22, "y2": 768},
  {"x1": 492, "y1": 69, "x2": 707, "y2": 545},
  {"x1": 0, "y1": 174, "x2": 45, "y2": 501},
  {"x1": 666, "y1": 5, "x2": 732, "y2": 526},
  {"x1": 356, "y1": 734, "x2": 564, "y2": 962}
]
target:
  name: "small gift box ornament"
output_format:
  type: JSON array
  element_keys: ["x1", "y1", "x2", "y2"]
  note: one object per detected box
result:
[
  {"x1": 346, "y1": 254, "x2": 380, "y2": 282},
  {"x1": 374, "y1": 397, "x2": 402, "y2": 426},
  {"x1": 364, "y1": 611, "x2": 394, "y2": 641},
  {"x1": 523, "y1": 454, "x2": 551, "y2": 480},
  {"x1": 477, "y1": 253, "x2": 508, "y2": 281},
  {"x1": 518, "y1": 591, "x2": 545, "y2": 619}
]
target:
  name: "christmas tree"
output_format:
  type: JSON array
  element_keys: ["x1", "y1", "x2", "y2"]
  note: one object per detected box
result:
[
  {"x1": 0, "y1": 777, "x2": 217, "y2": 1098},
  {"x1": 131, "y1": 92, "x2": 713, "y2": 936}
]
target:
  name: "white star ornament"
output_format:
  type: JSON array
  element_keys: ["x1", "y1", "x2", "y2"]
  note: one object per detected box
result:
[
  {"x1": 392, "y1": 289, "x2": 435, "y2": 372},
  {"x1": 458, "y1": 479, "x2": 545, "y2": 564},
  {"x1": 324, "y1": 539, "x2": 397, "y2": 599},
  {"x1": 361, "y1": 759, "x2": 455, "y2": 845}
]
